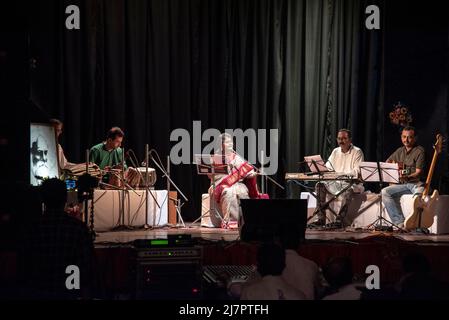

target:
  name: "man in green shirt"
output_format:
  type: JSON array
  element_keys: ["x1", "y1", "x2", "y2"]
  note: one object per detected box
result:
[
  {"x1": 381, "y1": 126, "x2": 425, "y2": 228},
  {"x1": 89, "y1": 127, "x2": 127, "y2": 175}
]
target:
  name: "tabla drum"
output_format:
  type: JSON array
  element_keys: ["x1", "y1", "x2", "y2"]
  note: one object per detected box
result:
[
  {"x1": 106, "y1": 169, "x2": 124, "y2": 189},
  {"x1": 125, "y1": 167, "x2": 141, "y2": 188},
  {"x1": 137, "y1": 167, "x2": 157, "y2": 188}
]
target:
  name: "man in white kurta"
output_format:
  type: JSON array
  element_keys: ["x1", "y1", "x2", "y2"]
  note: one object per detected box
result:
[
  {"x1": 228, "y1": 248, "x2": 320, "y2": 300},
  {"x1": 314, "y1": 129, "x2": 364, "y2": 225},
  {"x1": 240, "y1": 243, "x2": 306, "y2": 300}
]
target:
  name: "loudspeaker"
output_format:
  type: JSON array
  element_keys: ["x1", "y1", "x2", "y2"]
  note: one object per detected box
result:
[
  {"x1": 135, "y1": 246, "x2": 203, "y2": 299},
  {"x1": 239, "y1": 199, "x2": 307, "y2": 242}
]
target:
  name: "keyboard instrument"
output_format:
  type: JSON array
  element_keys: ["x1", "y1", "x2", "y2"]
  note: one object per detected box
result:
[
  {"x1": 203, "y1": 265, "x2": 255, "y2": 287},
  {"x1": 285, "y1": 172, "x2": 359, "y2": 181}
]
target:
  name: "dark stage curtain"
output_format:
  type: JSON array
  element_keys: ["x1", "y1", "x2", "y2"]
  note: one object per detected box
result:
[
  {"x1": 384, "y1": 0, "x2": 449, "y2": 191},
  {"x1": 28, "y1": 0, "x2": 384, "y2": 220}
]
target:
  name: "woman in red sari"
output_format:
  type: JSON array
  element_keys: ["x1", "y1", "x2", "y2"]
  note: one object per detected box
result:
[{"x1": 209, "y1": 133, "x2": 267, "y2": 228}]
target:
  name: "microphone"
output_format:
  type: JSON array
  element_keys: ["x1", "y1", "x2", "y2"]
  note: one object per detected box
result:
[{"x1": 142, "y1": 150, "x2": 154, "y2": 167}]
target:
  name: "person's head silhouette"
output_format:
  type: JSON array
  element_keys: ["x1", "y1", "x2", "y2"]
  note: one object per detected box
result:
[
  {"x1": 257, "y1": 242, "x2": 286, "y2": 277},
  {"x1": 40, "y1": 178, "x2": 67, "y2": 213}
]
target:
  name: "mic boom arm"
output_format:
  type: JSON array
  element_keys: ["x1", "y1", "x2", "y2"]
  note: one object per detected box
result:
[{"x1": 231, "y1": 150, "x2": 284, "y2": 190}]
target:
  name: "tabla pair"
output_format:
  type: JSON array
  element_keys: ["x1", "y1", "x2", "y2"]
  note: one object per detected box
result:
[{"x1": 108, "y1": 167, "x2": 157, "y2": 189}]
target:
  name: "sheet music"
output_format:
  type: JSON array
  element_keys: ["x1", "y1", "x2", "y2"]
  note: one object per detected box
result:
[
  {"x1": 304, "y1": 155, "x2": 332, "y2": 173},
  {"x1": 359, "y1": 161, "x2": 399, "y2": 183},
  {"x1": 194, "y1": 154, "x2": 228, "y2": 175}
]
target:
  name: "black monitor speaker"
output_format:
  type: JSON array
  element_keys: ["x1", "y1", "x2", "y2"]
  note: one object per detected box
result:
[{"x1": 239, "y1": 199, "x2": 307, "y2": 242}]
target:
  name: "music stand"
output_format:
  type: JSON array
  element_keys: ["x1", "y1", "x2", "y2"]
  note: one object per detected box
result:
[
  {"x1": 191, "y1": 154, "x2": 228, "y2": 226},
  {"x1": 360, "y1": 161, "x2": 404, "y2": 232},
  {"x1": 304, "y1": 155, "x2": 334, "y2": 175}
]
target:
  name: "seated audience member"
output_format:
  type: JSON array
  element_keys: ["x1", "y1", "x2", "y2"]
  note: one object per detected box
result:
[
  {"x1": 228, "y1": 227, "x2": 322, "y2": 300},
  {"x1": 279, "y1": 228, "x2": 321, "y2": 300},
  {"x1": 396, "y1": 252, "x2": 449, "y2": 299},
  {"x1": 17, "y1": 178, "x2": 94, "y2": 299},
  {"x1": 240, "y1": 243, "x2": 306, "y2": 300},
  {"x1": 0, "y1": 182, "x2": 42, "y2": 248},
  {"x1": 322, "y1": 256, "x2": 362, "y2": 300},
  {"x1": 0, "y1": 182, "x2": 43, "y2": 299}
]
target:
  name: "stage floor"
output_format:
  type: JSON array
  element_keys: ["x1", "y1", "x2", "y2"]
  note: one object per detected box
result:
[{"x1": 94, "y1": 223, "x2": 449, "y2": 246}]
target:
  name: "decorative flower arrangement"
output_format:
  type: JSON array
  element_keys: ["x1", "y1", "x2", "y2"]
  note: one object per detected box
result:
[{"x1": 389, "y1": 102, "x2": 412, "y2": 127}]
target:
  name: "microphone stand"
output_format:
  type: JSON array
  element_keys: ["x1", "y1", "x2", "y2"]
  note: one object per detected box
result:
[
  {"x1": 190, "y1": 155, "x2": 225, "y2": 226},
  {"x1": 82, "y1": 149, "x2": 96, "y2": 240},
  {"x1": 145, "y1": 144, "x2": 150, "y2": 229},
  {"x1": 149, "y1": 150, "x2": 187, "y2": 228},
  {"x1": 104, "y1": 170, "x2": 140, "y2": 196},
  {"x1": 84, "y1": 149, "x2": 89, "y2": 226},
  {"x1": 99, "y1": 150, "x2": 140, "y2": 196},
  {"x1": 120, "y1": 149, "x2": 126, "y2": 227},
  {"x1": 127, "y1": 147, "x2": 161, "y2": 229},
  {"x1": 232, "y1": 150, "x2": 284, "y2": 191},
  {"x1": 261, "y1": 150, "x2": 265, "y2": 194},
  {"x1": 111, "y1": 148, "x2": 134, "y2": 231}
]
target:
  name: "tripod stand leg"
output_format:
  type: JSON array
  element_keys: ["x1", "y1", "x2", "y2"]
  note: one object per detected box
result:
[
  {"x1": 306, "y1": 191, "x2": 339, "y2": 226},
  {"x1": 191, "y1": 199, "x2": 214, "y2": 226},
  {"x1": 111, "y1": 190, "x2": 134, "y2": 231},
  {"x1": 190, "y1": 208, "x2": 221, "y2": 226},
  {"x1": 208, "y1": 192, "x2": 226, "y2": 227},
  {"x1": 366, "y1": 195, "x2": 406, "y2": 232},
  {"x1": 175, "y1": 199, "x2": 186, "y2": 228},
  {"x1": 195, "y1": 187, "x2": 237, "y2": 228}
]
